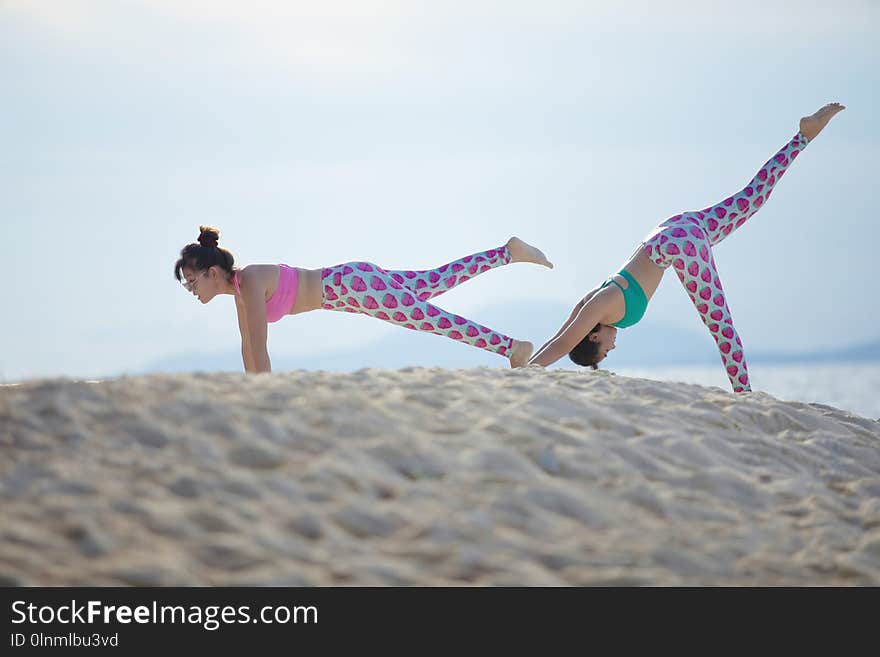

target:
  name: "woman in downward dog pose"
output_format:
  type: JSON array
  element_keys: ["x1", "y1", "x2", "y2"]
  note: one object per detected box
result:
[
  {"x1": 174, "y1": 233, "x2": 552, "y2": 372},
  {"x1": 529, "y1": 103, "x2": 845, "y2": 392}
]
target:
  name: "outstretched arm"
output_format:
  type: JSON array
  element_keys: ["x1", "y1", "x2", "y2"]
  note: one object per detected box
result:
[
  {"x1": 529, "y1": 295, "x2": 613, "y2": 368},
  {"x1": 532, "y1": 288, "x2": 600, "y2": 358},
  {"x1": 531, "y1": 304, "x2": 582, "y2": 361},
  {"x1": 234, "y1": 296, "x2": 257, "y2": 373},
  {"x1": 239, "y1": 270, "x2": 272, "y2": 374}
]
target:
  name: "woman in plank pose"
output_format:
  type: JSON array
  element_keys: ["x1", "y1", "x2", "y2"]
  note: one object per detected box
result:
[{"x1": 175, "y1": 232, "x2": 552, "y2": 372}]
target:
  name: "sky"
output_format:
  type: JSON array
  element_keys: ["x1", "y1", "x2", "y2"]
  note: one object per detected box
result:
[{"x1": 2, "y1": 0, "x2": 878, "y2": 381}]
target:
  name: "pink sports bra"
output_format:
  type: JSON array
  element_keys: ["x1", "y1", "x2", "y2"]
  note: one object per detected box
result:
[{"x1": 233, "y1": 265, "x2": 299, "y2": 323}]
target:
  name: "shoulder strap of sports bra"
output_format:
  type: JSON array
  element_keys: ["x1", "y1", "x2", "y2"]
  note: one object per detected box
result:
[{"x1": 607, "y1": 277, "x2": 626, "y2": 293}]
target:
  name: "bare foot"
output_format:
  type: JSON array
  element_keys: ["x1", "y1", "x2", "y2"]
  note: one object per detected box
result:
[
  {"x1": 799, "y1": 102, "x2": 845, "y2": 141},
  {"x1": 507, "y1": 236, "x2": 553, "y2": 269},
  {"x1": 508, "y1": 340, "x2": 534, "y2": 368}
]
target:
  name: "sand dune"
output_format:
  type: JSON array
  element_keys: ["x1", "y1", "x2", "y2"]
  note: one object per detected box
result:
[{"x1": 1, "y1": 368, "x2": 879, "y2": 586}]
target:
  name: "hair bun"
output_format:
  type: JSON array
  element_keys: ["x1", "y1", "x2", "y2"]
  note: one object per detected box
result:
[{"x1": 197, "y1": 225, "x2": 220, "y2": 249}]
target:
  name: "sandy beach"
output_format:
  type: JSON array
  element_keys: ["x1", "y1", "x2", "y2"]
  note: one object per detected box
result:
[{"x1": 1, "y1": 368, "x2": 879, "y2": 586}]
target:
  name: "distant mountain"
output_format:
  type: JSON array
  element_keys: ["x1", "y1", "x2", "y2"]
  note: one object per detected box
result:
[
  {"x1": 137, "y1": 300, "x2": 880, "y2": 375},
  {"x1": 750, "y1": 340, "x2": 880, "y2": 364}
]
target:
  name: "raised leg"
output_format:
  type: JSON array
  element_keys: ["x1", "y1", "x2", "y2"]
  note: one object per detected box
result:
[
  {"x1": 320, "y1": 261, "x2": 531, "y2": 361},
  {"x1": 690, "y1": 132, "x2": 808, "y2": 247},
  {"x1": 382, "y1": 236, "x2": 552, "y2": 302},
  {"x1": 383, "y1": 245, "x2": 512, "y2": 302},
  {"x1": 686, "y1": 103, "x2": 844, "y2": 246}
]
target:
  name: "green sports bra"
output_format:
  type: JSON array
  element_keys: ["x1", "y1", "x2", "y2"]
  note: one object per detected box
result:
[{"x1": 600, "y1": 269, "x2": 648, "y2": 328}]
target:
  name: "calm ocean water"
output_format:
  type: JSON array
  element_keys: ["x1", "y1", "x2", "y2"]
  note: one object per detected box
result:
[{"x1": 614, "y1": 362, "x2": 880, "y2": 420}]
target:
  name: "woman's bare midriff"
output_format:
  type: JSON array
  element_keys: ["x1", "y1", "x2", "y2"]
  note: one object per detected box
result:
[
  {"x1": 587, "y1": 243, "x2": 666, "y2": 325},
  {"x1": 619, "y1": 242, "x2": 664, "y2": 302},
  {"x1": 289, "y1": 267, "x2": 325, "y2": 315}
]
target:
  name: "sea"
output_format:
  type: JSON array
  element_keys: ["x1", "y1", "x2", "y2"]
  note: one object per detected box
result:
[{"x1": 614, "y1": 362, "x2": 880, "y2": 421}]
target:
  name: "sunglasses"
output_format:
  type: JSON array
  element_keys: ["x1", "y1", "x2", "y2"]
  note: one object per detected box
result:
[{"x1": 182, "y1": 270, "x2": 209, "y2": 292}]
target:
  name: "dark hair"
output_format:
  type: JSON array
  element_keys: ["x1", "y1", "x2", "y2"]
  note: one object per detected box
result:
[
  {"x1": 174, "y1": 226, "x2": 235, "y2": 282},
  {"x1": 568, "y1": 323, "x2": 601, "y2": 369}
]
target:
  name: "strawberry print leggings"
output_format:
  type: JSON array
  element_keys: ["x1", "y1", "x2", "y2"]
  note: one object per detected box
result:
[
  {"x1": 643, "y1": 132, "x2": 810, "y2": 392},
  {"x1": 321, "y1": 246, "x2": 515, "y2": 357}
]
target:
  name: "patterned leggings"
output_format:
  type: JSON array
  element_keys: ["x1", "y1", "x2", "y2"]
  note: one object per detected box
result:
[
  {"x1": 321, "y1": 246, "x2": 515, "y2": 357},
  {"x1": 643, "y1": 132, "x2": 809, "y2": 393}
]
